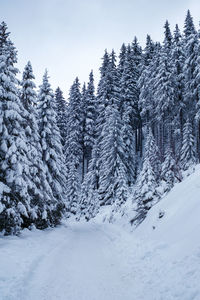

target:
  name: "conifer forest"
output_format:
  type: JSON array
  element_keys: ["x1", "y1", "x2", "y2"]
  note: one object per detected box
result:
[{"x1": 0, "y1": 10, "x2": 199, "y2": 235}]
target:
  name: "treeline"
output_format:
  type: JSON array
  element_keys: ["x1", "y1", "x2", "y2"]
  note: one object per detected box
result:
[
  {"x1": 0, "y1": 10, "x2": 199, "y2": 234},
  {"x1": 65, "y1": 10, "x2": 198, "y2": 221},
  {"x1": 0, "y1": 22, "x2": 66, "y2": 234}
]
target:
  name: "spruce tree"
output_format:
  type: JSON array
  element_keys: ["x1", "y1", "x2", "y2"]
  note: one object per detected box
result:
[
  {"x1": 143, "y1": 128, "x2": 161, "y2": 182},
  {"x1": 161, "y1": 146, "x2": 176, "y2": 192},
  {"x1": 98, "y1": 105, "x2": 128, "y2": 206},
  {"x1": 84, "y1": 71, "x2": 96, "y2": 171},
  {"x1": 38, "y1": 71, "x2": 66, "y2": 225},
  {"x1": 65, "y1": 77, "x2": 83, "y2": 169},
  {"x1": 64, "y1": 77, "x2": 83, "y2": 215},
  {"x1": 0, "y1": 22, "x2": 32, "y2": 234},
  {"x1": 143, "y1": 34, "x2": 155, "y2": 66},
  {"x1": 118, "y1": 43, "x2": 127, "y2": 78},
  {"x1": 79, "y1": 171, "x2": 99, "y2": 221},
  {"x1": 183, "y1": 10, "x2": 198, "y2": 121},
  {"x1": 135, "y1": 148, "x2": 159, "y2": 212},
  {"x1": 154, "y1": 38, "x2": 175, "y2": 157},
  {"x1": 180, "y1": 120, "x2": 196, "y2": 172},
  {"x1": 120, "y1": 44, "x2": 137, "y2": 184},
  {"x1": 171, "y1": 24, "x2": 185, "y2": 147},
  {"x1": 21, "y1": 61, "x2": 51, "y2": 229},
  {"x1": 55, "y1": 87, "x2": 67, "y2": 146}
]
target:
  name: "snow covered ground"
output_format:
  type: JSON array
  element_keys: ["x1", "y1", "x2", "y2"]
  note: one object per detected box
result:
[{"x1": 1, "y1": 166, "x2": 200, "y2": 300}]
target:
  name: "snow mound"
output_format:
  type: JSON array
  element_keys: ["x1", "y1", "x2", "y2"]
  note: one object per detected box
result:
[{"x1": 135, "y1": 165, "x2": 200, "y2": 252}]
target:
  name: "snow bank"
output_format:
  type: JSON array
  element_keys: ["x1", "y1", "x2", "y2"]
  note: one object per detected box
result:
[{"x1": 135, "y1": 165, "x2": 200, "y2": 253}]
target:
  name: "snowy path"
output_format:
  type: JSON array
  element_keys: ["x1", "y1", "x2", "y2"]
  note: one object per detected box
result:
[
  {"x1": 0, "y1": 221, "x2": 200, "y2": 300},
  {"x1": 0, "y1": 223, "x2": 135, "y2": 300}
]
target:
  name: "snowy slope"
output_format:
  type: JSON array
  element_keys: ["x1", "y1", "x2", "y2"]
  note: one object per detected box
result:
[
  {"x1": 135, "y1": 165, "x2": 200, "y2": 251},
  {"x1": 0, "y1": 166, "x2": 200, "y2": 300}
]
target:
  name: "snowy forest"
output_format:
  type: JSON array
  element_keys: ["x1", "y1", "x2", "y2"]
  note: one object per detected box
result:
[{"x1": 0, "y1": 10, "x2": 199, "y2": 235}]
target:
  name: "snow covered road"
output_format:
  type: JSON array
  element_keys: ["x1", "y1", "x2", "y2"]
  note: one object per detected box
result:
[
  {"x1": 0, "y1": 223, "x2": 136, "y2": 300},
  {"x1": 0, "y1": 218, "x2": 200, "y2": 300}
]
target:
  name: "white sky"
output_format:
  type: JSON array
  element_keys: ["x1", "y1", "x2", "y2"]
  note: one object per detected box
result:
[{"x1": 1, "y1": 0, "x2": 200, "y2": 98}]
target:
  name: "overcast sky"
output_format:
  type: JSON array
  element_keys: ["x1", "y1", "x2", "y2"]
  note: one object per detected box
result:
[{"x1": 1, "y1": 0, "x2": 200, "y2": 97}]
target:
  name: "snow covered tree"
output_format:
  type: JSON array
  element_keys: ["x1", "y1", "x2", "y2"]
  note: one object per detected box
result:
[
  {"x1": 144, "y1": 128, "x2": 161, "y2": 182},
  {"x1": 183, "y1": 10, "x2": 198, "y2": 122},
  {"x1": 66, "y1": 160, "x2": 80, "y2": 215},
  {"x1": 120, "y1": 45, "x2": 138, "y2": 183},
  {"x1": 64, "y1": 77, "x2": 83, "y2": 215},
  {"x1": 84, "y1": 71, "x2": 96, "y2": 171},
  {"x1": 134, "y1": 129, "x2": 161, "y2": 211},
  {"x1": 65, "y1": 77, "x2": 83, "y2": 169},
  {"x1": 95, "y1": 50, "x2": 111, "y2": 141},
  {"x1": 131, "y1": 36, "x2": 142, "y2": 69},
  {"x1": 161, "y1": 146, "x2": 177, "y2": 192},
  {"x1": 138, "y1": 43, "x2": 161, "y2": 129},
  {"x1": 120, "y1": 44, "x2": 140, "y2": 130},
  {"x1": 0, "y1": 22, "x2": 33, "y2": 234},
  {"x1": 96, "y1": 49, "x2": 130, "y2": 207},
  {"x1": 118, "y1": 43, "x2": 126, "y2": 77},
  {"x1": 55, "y1": 87, "x2": 67, "y2": 146},
  {"x1": 164, "y1": 20, "x2": 172, "y2": 51},
  {"x1": 21, "y1": 61, "x2": 52, "y2": 229},
  {"x1": 184, "y1": 10, "x2": 196, "y2": 37},
  {"x1": 143, "y1": 34, "x2": 155, "y2": 66},
  {"x1": 98, "y1": 105, "x2": 128, "y2": 207},
  {"x1": 171, "y1": 24, "x2": 185, "y2": 147},
  {"x1": 154, "y1": 44, "x2": 176, "y2": 157},
  {"x1": 135, "y1": 155, "x2": 159, "y2": 211},
  {"x1": 180, "y1": 120, "x2": 196, "y2": 172},
  {"x1": 38, "y1": 71, "x2": 66, "y2": 224},
  {"x1": 93, "y1": 50, "x2": 120, "y2": 194},
  {"x1": 79, "y1": 171, "x2": 99, "y2": 221}
]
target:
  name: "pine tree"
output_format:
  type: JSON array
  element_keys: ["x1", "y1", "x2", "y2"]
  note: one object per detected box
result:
[
  {"x1": 134, "y1": 130, "x2": 160, "y2": 211},
  {"x1": 84, "y1": 71, "x2": 96, "y2": 170},
  {"x1": 64, "y1": 77, "x2": 83, "y2": 215},
  {"x1": 164, "y1": 20, "x2": 172, "y2": 51},
  {"x1": 135, "y1": 157, "x2": 159, "y2": 211},
  {"x1": 120, "y1": 44, "x2": 137, "y2": 184},
  {"x1": 138, "y1": 43, "x2": 161, "y2": 128},
  {"x1": 143, "y1": 34, "x2": 155, "y2": 66},
  {"x1": 38, "y1": 71, "x2": 66, "y2": 224},
  {"x1": 98, "y1": 105, "x2": 128, "y2": 206},
  {"x1": 55, "y1": 87, "x2": 67, "y2": 146},
  {"x1": 95, "y1": 50, "x2": 111, "y2": 142},
  {"x1": 183, "y1": 10, "x2": 198, "y2": 121},
  {"x1": 118, "y1": 43, "x2": 126, "y2": 77},
  {"x1": 0, "y1": 22, "x2": 33, "y2": 234},
  {"x1": 79, "y1": 172, "x2": 99, "y2": 221},
  {"x1": 81, "y1": 82, "x2": 87, "y2": 179},
  {"x1": 131, "y1": 36, "x2": 142, "y2": 69},
  {"x1": 171, "y1": 24, "x2": 185, "y2": 147},
  {"x1": 97, "y1": 49, "x2": 129, "y2": 207},
  {"x1": 154, "y1": 39, "x2": 176, "y2": 157},
  {"x1": 184, "y1": 10, "x2": 196, "y2": 37},
  {"x1": 161, "y1": 146, "x2": 176, "y2": 192},
  {"x1": 21, "y1": 61, "x2": 51, "y2": 229},
  {"x1": 180, "y1": 120, "x2": 196, "y2": 171},
  {"x1": 65, "y1": 77, "x2": 83, "y2": 169},
  {"x1": 131, "y1": 36, "x2": 143, "y2": 156},
  {"x1": 143, "y1": 128, "x2": 161, "y2": 182},
  {"x1": 94, "y1": 50, "x2": 120, "y2": 193},
  {"x1": 120, "y1": 44, "x2": 140, "y2": 129},
  {"x1": 66, "y1": 160, "x2": 80, "y2": 215}
]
